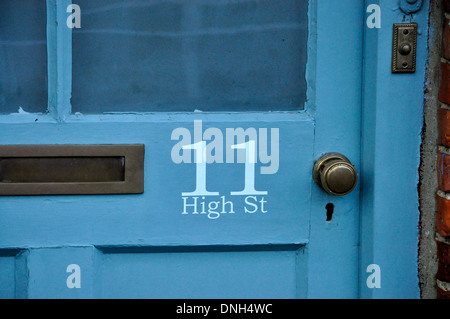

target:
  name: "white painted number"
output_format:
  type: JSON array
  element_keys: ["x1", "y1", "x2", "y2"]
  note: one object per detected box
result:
[
  {"x1": 182, "y1": 140, "x2": 267, "y2": 196},
  {"x1": 182, "y1": 141, "x2": 219, "y2": 196},
  {"x1": 231, "y1": 141, "x2": 268, "y2": 196}
]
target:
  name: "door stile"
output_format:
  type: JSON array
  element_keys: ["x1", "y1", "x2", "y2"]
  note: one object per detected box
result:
[{"x1": 47, "y1": 0, "x2": 72, "y2": 122}]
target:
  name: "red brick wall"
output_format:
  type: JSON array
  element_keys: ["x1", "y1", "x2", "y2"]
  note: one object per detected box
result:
[{"x1": 437, "y1": 0, "x2": 450, "y2": 299}]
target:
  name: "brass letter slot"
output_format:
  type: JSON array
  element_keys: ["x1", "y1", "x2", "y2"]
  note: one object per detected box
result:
[{"x1": 0, "y1": 145, "x2": 144, "y2": 195}]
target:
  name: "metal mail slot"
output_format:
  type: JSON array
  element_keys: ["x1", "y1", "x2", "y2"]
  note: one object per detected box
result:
[{"x1": 0, "y1": 145, "x2": 144, "y2": 195}]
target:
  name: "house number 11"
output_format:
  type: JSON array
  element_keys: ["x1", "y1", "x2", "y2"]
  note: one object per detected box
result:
[{"x1": 182, "y1": 140, "x2": 268, "y2": 197}]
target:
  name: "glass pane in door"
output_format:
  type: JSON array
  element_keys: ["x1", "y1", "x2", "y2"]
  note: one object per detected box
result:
[
  {"x1": 0, "y1": 0, "x2": 48, "y2": 114},
  {"x1": 72, "y1": 0, "x2": 308, "y2": 113}
]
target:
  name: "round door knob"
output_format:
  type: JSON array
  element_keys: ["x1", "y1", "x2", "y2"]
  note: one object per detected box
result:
[{"x1": 313, "y1": 153, "x2": 358, "y2": 196}]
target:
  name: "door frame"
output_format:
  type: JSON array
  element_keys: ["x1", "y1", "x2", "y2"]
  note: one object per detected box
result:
[
  {"x1": 359, "y1": 0, "x2": 429, "y2": 298},
  {"x1": 0, "y1": 0, "x2": 429, "y2": 298}
]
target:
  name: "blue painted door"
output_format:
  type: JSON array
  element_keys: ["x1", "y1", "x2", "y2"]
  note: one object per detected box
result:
[{"x1": 0, "y1": 0, "x2": 362, "y2": 298}]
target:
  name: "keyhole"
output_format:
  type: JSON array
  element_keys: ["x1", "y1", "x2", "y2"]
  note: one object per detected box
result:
[{"x1": 326, "y1": 203, "x2": 334, "y2": 221}]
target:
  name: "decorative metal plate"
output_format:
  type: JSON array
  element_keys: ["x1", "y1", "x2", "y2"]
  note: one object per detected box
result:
[{"x1": 392, "y1": 23, "x2": 418, "y2": 73}]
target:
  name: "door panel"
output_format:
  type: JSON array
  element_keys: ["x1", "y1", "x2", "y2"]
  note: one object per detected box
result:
[
  {"x1": 99, "y1": 246, "x2": 307, "y2": 299},
  {"x1": 0, "y1": 118, "x2": 313, "y2": 247},
  {"x1": 0, "y1": 255, "x2": 15, "y2": 299},
  {"x1": 0, "y1": 0, "x2": 363, "y2": 298}
]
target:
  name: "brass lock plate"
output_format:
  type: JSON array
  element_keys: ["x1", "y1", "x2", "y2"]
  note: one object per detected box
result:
[{"x1": 392, "y1": 23, "x2": 417, "y2": 73}]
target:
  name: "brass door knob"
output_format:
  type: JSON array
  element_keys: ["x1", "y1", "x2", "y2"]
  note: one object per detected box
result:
[{"x1": 313, "y1": 153, "x2": 358, "y2": 196}]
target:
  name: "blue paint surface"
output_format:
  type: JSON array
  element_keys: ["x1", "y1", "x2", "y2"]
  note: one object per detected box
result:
[
  {"x1": 301, "y1": 0, "x2": 364, "y2": 299},
  {"x1": 0, "y1": 255, "x2": 15, "y2": 299},
  {"x1": 0, "y1": 119, "x2": 314, "y2": 248},
  {"x1": 0, "y1": 0, "x2": 427, "y2": 299},
  {"x1": 99, "y1": 246, "x2": 307, "y2": 299},
  {"x1": 359, "y1": 0, "x2": 429, "y2": 299},
  {"x1": 0, "y1": 0, "x2": 327, "y2": 299}
]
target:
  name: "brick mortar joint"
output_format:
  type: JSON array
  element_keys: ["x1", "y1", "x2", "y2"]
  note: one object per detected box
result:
[
  {"x1": 437, "y1": 279, "x2": 450, "y2": 292},
  {"x1": 437, "y1": 189, "x2": 450, "y2": 200},
  {"x1": 441, "y1": 102, "x2": 450, "y2": 110},
  {"x1": 438, "y1": 145, "x2": 450, "y2": 154},
  {"x1": 436, "y1": 231, "x2": 450, "y2": 244}
]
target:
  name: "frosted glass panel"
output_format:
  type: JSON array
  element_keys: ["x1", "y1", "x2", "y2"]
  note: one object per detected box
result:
[
  {"x1": 0, "y1": 0, "x2": 47, "y2": 114},
  {"x1": 72, "y1": 0, "x2": 308, "y2": 113}
]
